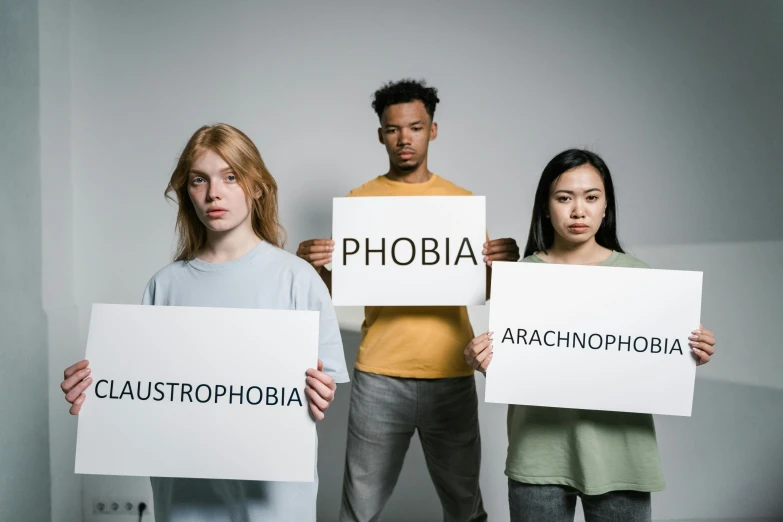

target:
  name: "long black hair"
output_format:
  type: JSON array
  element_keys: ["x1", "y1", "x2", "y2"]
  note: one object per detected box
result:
[{"x1": 524, "y1": 149, "x2": 624, "y2": 258}]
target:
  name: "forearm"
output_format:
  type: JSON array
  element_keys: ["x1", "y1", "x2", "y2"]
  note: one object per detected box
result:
[
  {"x1": 319, "y1": 267, "x2": 332, "y2": 296},
  {"x1": 486, "y1": 265, "x2": 492, "y2": 300}
]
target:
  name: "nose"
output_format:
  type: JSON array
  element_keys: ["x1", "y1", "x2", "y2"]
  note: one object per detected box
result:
[
  {"x1": 571, "y1": 199, "x2": 586, "y2": 218},
  {"x1": 207, "y1": 180, "x2": 223, "y2": 201},
  {"x1": 398, "y1": 127, "x2": 412, "y2": 146}
]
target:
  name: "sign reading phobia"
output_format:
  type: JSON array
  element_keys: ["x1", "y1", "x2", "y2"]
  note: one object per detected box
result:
[
  {"x1": 331, "y1": 196, "x2": 486, "y2": 306},
  {"x1": 484, "y1": 262, "x2": 703, "y2": 416},
  {"x1": 75, "y1": 304, "x2": 319, "y2": 481}
]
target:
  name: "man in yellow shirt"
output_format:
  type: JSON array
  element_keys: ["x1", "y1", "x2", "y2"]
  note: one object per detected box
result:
[{"x1": 297, "y1": 79, "x2": 519, "y2": 522}]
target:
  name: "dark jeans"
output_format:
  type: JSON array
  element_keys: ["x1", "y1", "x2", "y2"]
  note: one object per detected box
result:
[
  {"x1": 508, "y1": 478, "x2": 652, "y2": 522},
  {"x1": 339, "y1": 370, "x2": 487, "y2": 522}
]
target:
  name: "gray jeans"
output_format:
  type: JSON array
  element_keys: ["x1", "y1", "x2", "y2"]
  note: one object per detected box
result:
[
  {"x1": 339, "y1": 370, "x2": 487, "y2": 522},
  {"x1": 508, "y1": 479, "x2": 652, "y2": 522}
]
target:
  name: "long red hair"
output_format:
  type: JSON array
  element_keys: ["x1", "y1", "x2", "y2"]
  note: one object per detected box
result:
[{"x1": 165, "y1": 124, "x2": 286, "y2": 261}]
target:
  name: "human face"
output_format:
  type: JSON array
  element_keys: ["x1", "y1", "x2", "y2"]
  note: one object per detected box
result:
[
  {"x1": 378, "y1": 100, "x2": 437, "y2": 173},
  {"x1": 187, "y1": 149, "x2": 254, "y2": 235},
  {"x1": 547, "y1": 164, "x2": 607, "y2": 247}
]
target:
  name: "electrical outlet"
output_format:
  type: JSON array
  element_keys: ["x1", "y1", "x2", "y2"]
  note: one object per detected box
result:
[{"x1": 93, "y1": 499, "x2": 150, "y2": 516}]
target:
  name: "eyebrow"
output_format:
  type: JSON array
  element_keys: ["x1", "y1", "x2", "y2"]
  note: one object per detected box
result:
[
  {"x1": 553, "y1": 188, "x2": 603, "y2": 195},
  {"x1": 385, "y1": 120, "x2": 424, "y2": 128},
  {"x1": 189, "y1": 167, "x2": 234, "y2": 175}
]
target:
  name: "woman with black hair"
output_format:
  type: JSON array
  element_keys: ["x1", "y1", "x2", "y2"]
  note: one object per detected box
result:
[{"x1": 464, "y1": 149, "x2": 716, "y2": 522}]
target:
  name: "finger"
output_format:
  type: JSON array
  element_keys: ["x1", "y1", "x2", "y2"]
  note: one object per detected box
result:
[
  {"x1": 300, "y1": 239, "x2": 334, "y2": 248},
  {"x1": 689, "y1": 328, "x2": 715, "y2": 343},
  {"x1": 317, "y1": 359, "x2": 324, "y2": 372},
  {"x1": 311, "y1": 258, "x2": 332, "y2": 268},
  {"x1": 487, "y1": 252, "x2": 520, "y2": 262},
  {"x1": 487, "y1": 238, "x2": 516, "y2": 246},
  {"x1": 306, "y1": 377, "x2": 334, "y2": 402},
  {"x1": 65, "y1": 377, "x2": 93, "y2": 403},
  {"x1": 470, "y1": 332, "x2": 493, "y2": 346},
  {"x1": 304, "y1": 252, "x2": 332, "y2": 262},
  {"x1": 692, "y1": 347, "x2": 711, "y2": 365},
  {"x1": 470, "y1": 339, "x2": 492, "y2": 358},
  {"x1": 479, "y1": 352, "x2": 494, "y2": 372},
  {"x1": 306, "y1": 385, "x2": 330, "y2": 411},
  {"x1": 61, "y1": 367, "x2": 91, "y2": 394},
  {"x1": 63, "y1": 360, "x2": 89, "y2": 380},
  {"x1": 689, "y1": 341, "x2": 715, "y2": 356},
  {"x1": 306, "y1": 368, "x2": 335, "y2": 388},
  {"x1": 689, "y1": 333, "x2": 716, "y2": 346},
  {"x1": 309, "y1": 402, "x2": 325, "y2": 421},
  {"x1": 298, "y1": 245, "x2": 334, "y2": 255},
  {"x1": 693, "y1": 333, "x2": 716, "y2": 347},
  {"x1": 306, "y1": 367, "x2": 335, "y2": 388},
  {"x1": 473, "y1": 344, "x2": 493, "y2": 366},
  {"x1": 69, "y1": 394, "x2": 86, "y2": 415},
  {"x1": 485, "y1": 243, "x2": 519, "y2": 255}
]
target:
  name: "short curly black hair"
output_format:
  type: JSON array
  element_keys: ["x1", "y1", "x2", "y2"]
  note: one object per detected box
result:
[{"x1": 372, "y1": 79, "x2": 440, "y2": 121}]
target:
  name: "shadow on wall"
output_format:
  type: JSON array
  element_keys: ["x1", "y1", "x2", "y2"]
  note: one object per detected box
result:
[{"x1": 316, "y1": 330, "x2": 444, "y2": 522}]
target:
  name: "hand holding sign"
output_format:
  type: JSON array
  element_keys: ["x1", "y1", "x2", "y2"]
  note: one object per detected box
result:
[
  {"x1": 483, "y1": 238, "x2": 520, "y2": 266},
  {"x1": 689, "y1": 324, "x2": 716, "y2": 365},
  {"x1": 62, "y1": 359, "x2": 92, "y2": 415},
  {"x1": 464, "y1": 331, "x2": 494, "y2": 374},
  {"x1": 305, "y1": 360, "x2": 336, "y2": 420},
  {"x1": 297, "y1": 239, "x2": 335, "y2": 271}
]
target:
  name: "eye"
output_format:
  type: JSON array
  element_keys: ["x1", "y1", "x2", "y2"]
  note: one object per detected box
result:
[
  {"x1": 226, "y1": 174, "x2": 237, "y2": 182},
  {"x1": 587, "y1": 195, "x2": 599, "y2": 201},
  {"x1": 191, "y1": 177, "x2": 205, "y2": 185},
  {"x1": 412, "y1": 126, "x2": 422, "y2": 131},
  {"x1": 385, "y1": 128, "x2": 396, "y2": 134},
  {"x1": 557, "y1": 196, "x2": 571, "y2": 202}
]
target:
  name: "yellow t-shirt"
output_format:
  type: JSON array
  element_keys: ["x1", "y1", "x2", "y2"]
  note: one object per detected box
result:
[{"x1": 346, "y1": 174, "x2": 477, "y2": 379}]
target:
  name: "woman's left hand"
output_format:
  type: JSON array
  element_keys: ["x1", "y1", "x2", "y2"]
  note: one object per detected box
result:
[
  {"x1": 689, "y1": 324, "x2": 716, "y2": 366},
  {"x1": 305, "y1": 360, "x2": 336, "y2": 420}
]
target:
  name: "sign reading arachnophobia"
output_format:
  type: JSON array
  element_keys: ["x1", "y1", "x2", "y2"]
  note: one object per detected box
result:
[
  {"x1": 75, "y1": 304, "x2": 318, "y2": 481},
  {"x1": 331, "y1": 196, "x2": 486, "y2": 306},
  {"x1": 485, "y1": 261, "x2": 703, "y2": 416}
]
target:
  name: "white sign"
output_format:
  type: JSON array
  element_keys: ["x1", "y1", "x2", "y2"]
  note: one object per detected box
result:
[
  {"x1": 485, "y1": 262, "x2": 703, "y2": 416},
  {"x1": 75, "y1": 304, "x2": 319, "y2": 481},
  {"x1": 331, "y1": 196, "x2": 486, "y2": 306}
]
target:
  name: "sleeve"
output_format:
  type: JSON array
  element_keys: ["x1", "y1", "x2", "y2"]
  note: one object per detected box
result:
[
  {"x1": 297, "y1": 269, "x2": 350, "y2": 383},
  {"x1": 630, "y1": 255, "x2": 650, "y2": 269},
  {"x1": 141, "y1": 278, "x2": 156, "y2": 305}
]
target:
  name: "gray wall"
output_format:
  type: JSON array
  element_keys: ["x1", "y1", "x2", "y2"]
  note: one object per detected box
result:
[
  {"x1": 28, "y1": 0, "x2": 783, "y2": 521},
  {"x1": 0, "y1": 0, "x2": 51, "y2": 521}
]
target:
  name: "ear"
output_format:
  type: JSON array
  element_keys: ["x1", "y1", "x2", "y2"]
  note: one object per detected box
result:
[
  {"x1": 429, "y1": 121, "x2": 438, "y2": 141},
  {"x1": 377, "y1": 127, "x2": 384, "y2": 145},
  {"x1": 252, "y1": 184, "x2": 264, "y2": 200}
]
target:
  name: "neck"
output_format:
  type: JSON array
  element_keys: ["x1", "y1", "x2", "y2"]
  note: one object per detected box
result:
[
  {"x1": 545, "y1": 236, "x2": 612, "y2": 265},
  {"x1": 199, "y1": 223, "x2": 261, "y2": 264},
  {"x1": 386, "y1": 159, "x2": 432, "y2": 184}
]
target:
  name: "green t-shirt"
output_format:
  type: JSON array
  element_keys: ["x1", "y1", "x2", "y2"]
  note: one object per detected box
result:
[{"x1": 505, "y1": 251, "x2": 665, "y2": 495}]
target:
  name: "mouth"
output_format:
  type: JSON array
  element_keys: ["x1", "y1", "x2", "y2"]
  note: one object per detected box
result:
[
  {"x1": 207, "y1": 208, "x2": 227, "y2": 218},
  {"x1": 568, "y1": 223, "x2": 589, "y2": 233},
  {"x1": 397, "y1": 150, "x2": 415, "y2": 160}
]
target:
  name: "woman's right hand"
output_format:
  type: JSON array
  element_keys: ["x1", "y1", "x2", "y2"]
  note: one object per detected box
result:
[
  {"x1": 464, "y1": 332, "x2": 493, "y2": 374},
  {"x1": 61, "y1": 360, "x2": 92, "y2": 415}
]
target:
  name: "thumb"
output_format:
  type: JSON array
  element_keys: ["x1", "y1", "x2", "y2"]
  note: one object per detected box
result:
[{"x1": 317, "y1": 359, "x2": 324, "y2": 372}]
